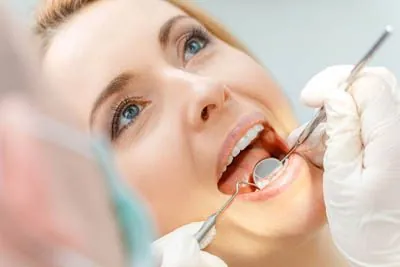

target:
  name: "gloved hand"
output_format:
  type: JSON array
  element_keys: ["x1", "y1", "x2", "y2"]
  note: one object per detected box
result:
[
  {"x1": 288, "y1": 65, "x2": 400, "y2": 266},
  {"x1": 152, "y1": 222, "x2": 227, "y2": 267}
]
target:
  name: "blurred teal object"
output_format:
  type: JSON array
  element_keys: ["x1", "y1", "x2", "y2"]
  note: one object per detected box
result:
[
  {"x1": 92, "y1": 138, "x2": 155, "y2": 267},
  {"x1": 0, "y1": 4, "x2": 155, "y2": 266}
]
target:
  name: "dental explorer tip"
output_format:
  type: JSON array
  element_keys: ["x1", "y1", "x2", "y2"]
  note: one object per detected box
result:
[{"x1": 385, "y1": 25, "x2": 394, "y2": 33}]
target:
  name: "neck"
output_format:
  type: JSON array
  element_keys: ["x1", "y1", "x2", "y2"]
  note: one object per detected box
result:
[
  {"x1": 213, "y1": 226, "x2": 349, "y2": 267},
  {"x1": 265, "y1": 227, "x2": 348, "y2": 267}
]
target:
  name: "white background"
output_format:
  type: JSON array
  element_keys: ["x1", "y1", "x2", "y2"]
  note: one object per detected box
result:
[{"x1": 5, "y1": 0, "x2": 400, "y2": 122}]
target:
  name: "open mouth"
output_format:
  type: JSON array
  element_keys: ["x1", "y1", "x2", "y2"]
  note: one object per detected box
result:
[{"x1": 217, "y1": 117, "x2": 289, "y2": 195}]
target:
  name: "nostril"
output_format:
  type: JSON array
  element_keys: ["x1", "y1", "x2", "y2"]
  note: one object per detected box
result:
[{"x1": 201, "y1": 104, "x2": 216, "y2": 121}]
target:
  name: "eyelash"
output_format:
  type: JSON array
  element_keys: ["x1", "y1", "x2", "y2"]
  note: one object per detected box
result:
[{"x1": 110, "y1": 96, "x2": 149, "y2": 140}]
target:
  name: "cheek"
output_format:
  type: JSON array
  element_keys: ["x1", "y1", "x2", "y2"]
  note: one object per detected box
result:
[
  {"x1": 113, "y1": 131, "x2": 210, "y2": 234},
  {"x1": 229, "y1": 56, "x2": 293, "y2": 116},
  {"x1": 272, "y1": 164, "x2": 326, "y2": 235},
  {"x1": 234, "y1": 62, "x2": 297, "y2": 132}
]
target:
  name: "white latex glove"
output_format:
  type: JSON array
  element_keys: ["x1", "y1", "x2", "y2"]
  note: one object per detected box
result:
[
  {"x1": 288, "y1": 65, "x2": 400, "y2": 266},
  {"x1": 152, "y1": 222, "x2": 227, "y2": 267}
]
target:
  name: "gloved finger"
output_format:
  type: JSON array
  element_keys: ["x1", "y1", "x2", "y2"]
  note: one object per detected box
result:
[
  {"x1": 301, "y1": 65, "x2": 354, "y2": 108},
  {"x1": 161, "y1": 238, "x2": 227, "y2": 267},
  {"x1": 287, "y1": 119, "x2": 327, "y2": 168},
  {"x1": 301, "y1": 66, "x2": 400, "y2": 164},
  {"x1": 160, "y1": 233, "x2": 200, "y2": 267},
  {"x1": 199, "y1": 251, "x2": 228, "y2": 267},
  {"x1": 349, "y1": 67, "x2": 400, "y2": 166},
  {"x1": 323, "y1": 89, "x2": 363, "y2": 174},
  {"x1": 154, "y1": 229, "x2": 227, "y2": 267},
  {"x1": 300, "y1": 67, "x2": 365, "y2": 239},
  {"x1": 300, "y1": 65, "x2": 363, "y2": 168},
  {"x1": 153, "y1": 222, "x2": 215, "y2": 250},
  {"x1": 152, "y1": 222, "x2": 220, "y2": 267}
]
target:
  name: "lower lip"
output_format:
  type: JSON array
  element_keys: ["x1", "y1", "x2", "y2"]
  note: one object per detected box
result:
[{"x1": 238, "y1": 154, "x2": 303, "y2": 201}]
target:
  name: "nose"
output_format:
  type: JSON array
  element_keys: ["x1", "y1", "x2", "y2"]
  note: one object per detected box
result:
[{"x1": 188, "y1": 78, "x2": 230, "y2": 128}]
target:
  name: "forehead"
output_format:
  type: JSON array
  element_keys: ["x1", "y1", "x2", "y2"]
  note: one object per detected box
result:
[
  {"x1": 46, "y1": 0, "x2": 186, "y2": 65},
  {"x1": 43, "y1": 0, "x2": 187, "y2": 121}
]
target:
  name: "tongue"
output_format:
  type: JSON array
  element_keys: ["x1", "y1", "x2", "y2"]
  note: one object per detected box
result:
[{"x1": 218, "y1": 142, "x2": 270, "y2": 195}]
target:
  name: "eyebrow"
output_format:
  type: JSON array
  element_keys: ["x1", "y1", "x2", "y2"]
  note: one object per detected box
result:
[
  {"x1": 159, "y1": 15, "x2": 188, "y2": 48},
  {"x1": 90, "y1": 72, "x2": 134, "y2": 125},
  {"x1": 90, "y1": 15, "x2": 188, "y2": 125}
]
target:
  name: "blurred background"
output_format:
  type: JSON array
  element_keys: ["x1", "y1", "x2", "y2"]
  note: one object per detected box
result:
[{"x1": 4, "y1": 0, "x2": 400, "y2": 122}]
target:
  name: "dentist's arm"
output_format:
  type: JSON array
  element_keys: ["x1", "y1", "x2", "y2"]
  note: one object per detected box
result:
[{"x1": 289, "y1": 65, "x2": 400, "y2": 266}]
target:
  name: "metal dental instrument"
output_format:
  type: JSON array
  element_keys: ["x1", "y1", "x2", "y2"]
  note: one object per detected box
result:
[
  {"x1": 253, "y1": 25, "x2": 394, "y2": 189},
  {"x1": 194, "y1": 180, "x2": 260, "y2": 248}
]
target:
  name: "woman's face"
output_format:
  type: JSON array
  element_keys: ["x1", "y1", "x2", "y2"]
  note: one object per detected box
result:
[{"x1": 42, "y1": 0, "x2": 325, "y2": 261}]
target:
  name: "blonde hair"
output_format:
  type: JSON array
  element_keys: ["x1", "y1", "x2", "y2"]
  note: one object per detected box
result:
[{"x1": 35, "y1": 0, "x2": 253, "y2": 57}]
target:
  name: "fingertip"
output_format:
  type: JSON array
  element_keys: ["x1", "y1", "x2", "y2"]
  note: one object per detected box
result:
[
  {"x1": 300, "y1": 65, "x2": 353, "y2": 108},
  {"x1": 323, "y1": 65, "x2": 355, "y2": 74},
  {"x1": 200, "y1": 251, "x2": 228, "y2": 267},
  {"x1": 300, "y1": 85, "x2": 325, "y2": 108}
]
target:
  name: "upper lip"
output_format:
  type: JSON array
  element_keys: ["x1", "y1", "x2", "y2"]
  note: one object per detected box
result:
[{"x1": 216, "y1": 112, "x2": 268, "y2": 179}]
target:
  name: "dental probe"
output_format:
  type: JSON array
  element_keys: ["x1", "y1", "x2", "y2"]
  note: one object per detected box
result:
[
  {"x1": 253, "y1": 25, "x2": 394, "y2": 188},
  {"x1": 194, "y1": 181, "x2": 260, "y2": 248},
  {"x1": 282, "y1": 25, "x2": 393, "y2": 162}
]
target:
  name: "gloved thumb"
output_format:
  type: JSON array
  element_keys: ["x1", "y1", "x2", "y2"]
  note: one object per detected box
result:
[
  {"x1": 287, "y1": 120, "x2": 326, "y2": 168},
  {"x1": 152, "y1": 222, "x2": 227, "y2": 267},
  {"x1": 161, "y1": 234, "x2": 227, "y2": 267}
]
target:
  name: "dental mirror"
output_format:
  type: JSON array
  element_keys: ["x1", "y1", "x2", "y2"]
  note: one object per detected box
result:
[{"x1": 253, "y1": 158, "x2": 283, "y2": 189}]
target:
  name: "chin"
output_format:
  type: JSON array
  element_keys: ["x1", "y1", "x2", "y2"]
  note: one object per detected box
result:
[{"x1": 260, "y1": 158, "x2": 326, "y2": 239}]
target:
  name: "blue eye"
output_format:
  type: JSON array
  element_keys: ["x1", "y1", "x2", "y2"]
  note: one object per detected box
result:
[
  {"x1": 184, "y1": 38, "x2": 205, "y2": 60},
  {"x1": 112, "y1": 100, "x2": 145, "y2": 139},
  {"x1": 182, "y1": 27, "x2": 210, "y2": 62},
  {"x1": 184, "y1": 35, "x2": 209, "y2": 62},
  {"x1": 119, "y1": 104, "x2": 140, "y2": 128}
]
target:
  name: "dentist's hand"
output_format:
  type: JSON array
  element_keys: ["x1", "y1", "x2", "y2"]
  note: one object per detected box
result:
[
  {"x1": 152, "y1": 222, "x2": 227, "y2": 267},
  {"x1": 288, "y1": 65, "x2": 400, "y2": 266}
]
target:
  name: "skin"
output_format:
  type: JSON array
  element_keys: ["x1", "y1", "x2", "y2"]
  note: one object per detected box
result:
[{"x1": 41, "y1": 0, "x2": 347, "y2": 266}]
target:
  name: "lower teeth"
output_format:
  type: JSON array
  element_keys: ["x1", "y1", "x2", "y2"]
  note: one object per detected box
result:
[{"x1": 259, "y1": 173, "x2": 279, "y2": 188}]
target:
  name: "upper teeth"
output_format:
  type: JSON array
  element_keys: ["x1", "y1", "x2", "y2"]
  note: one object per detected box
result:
[{"x1": 221, "y1": 123, "x2": 264, "y2": 174}]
